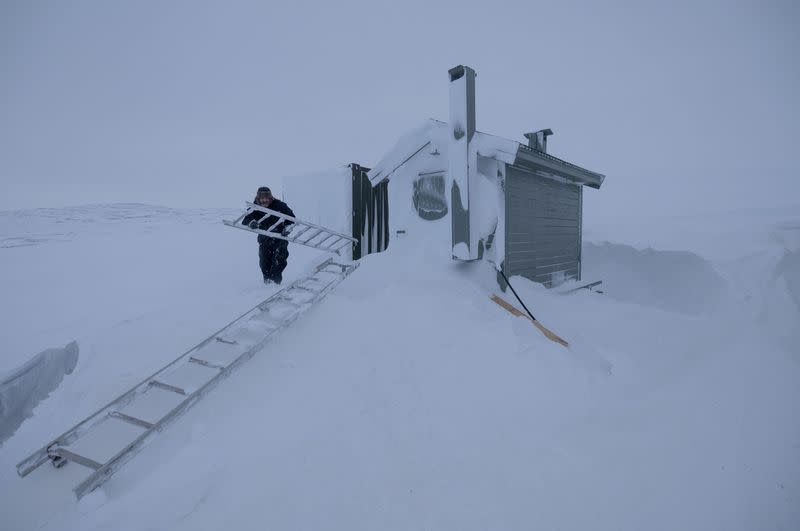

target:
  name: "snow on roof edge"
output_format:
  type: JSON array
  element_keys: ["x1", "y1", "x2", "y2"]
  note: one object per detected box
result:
[
  {"x1": 367, "y1": 119, "x2": 441, "y2": 184},
  {"x1": 367, "y1": 119, "x2": 521, "y2": 185}
]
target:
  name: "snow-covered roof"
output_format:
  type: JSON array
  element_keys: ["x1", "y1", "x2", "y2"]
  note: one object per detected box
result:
[{"x1": 367, "y1": 119, "x2": 605, "y2": 189}]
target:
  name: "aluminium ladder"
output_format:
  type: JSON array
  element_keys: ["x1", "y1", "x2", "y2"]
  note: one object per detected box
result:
[
  {"x1": 16, "y1": 258, "x2": 358, "y2": 499},
  {"x1": 223, "y1": 202, "x2": 357, "y2": 255}
]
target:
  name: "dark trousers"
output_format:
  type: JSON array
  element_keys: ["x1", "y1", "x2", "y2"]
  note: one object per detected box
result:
[{"x1": 258, "y1": 237, "x2": 289, "y2": 283}]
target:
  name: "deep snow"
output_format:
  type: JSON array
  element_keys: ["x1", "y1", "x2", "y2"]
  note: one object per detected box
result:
[
  {"x1": 0, "y1": 341, "x2": 78, "y2": 444},
  {"x1": 1, "y1": 203, "x2": 798, "y2": 530}
]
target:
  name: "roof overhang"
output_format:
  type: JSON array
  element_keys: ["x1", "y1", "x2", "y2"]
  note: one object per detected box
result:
[
  {"x1": 367, "y1": 119, "x2": 606, "y2": 190},
  {"x1": 514, "y1": 144, "x2": 605, "y2": 189}
]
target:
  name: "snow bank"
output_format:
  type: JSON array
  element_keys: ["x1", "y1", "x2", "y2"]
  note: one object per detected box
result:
[
  {"x1": 584, "y1": 205, "x2": 800, "y2": 262},
  {"x1": 0, "y1": 204, "x2": 325, "y2": 528},
  {"x1": 582, "y1": 241, "x2": 727, "y2": 314},
  {"x1": 2, "y1": 204, "x2": 799, "y2": 531},
  {"x1": 0, "y1": 341, "x2": 79, "y2": 445}
]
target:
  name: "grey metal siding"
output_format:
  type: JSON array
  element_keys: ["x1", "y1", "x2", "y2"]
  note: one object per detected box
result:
[
  {"x1": 351, "y1": 164, "x2": 389, "y2": 260},
  {"x1": 505, "y1": 166, "x2": 582, "y2": 287},
  {"x1": 577, "y1": 185, "x2": 583, "y2": 281}
]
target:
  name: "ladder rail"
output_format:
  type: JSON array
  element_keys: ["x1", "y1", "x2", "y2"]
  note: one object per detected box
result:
[
  {"x1": 16, "y1": 257, "x2": 351, "y2": 479},
  {"x1": 223, "y1": 202, "x2": 357, "y2": 255},
  {"x1": 71, "y1": 257, "x2": 357, "y2": 499},
  {"x1": 16, "y1": 290, "x2": 284, "y2": 477},
  {"x1": 75, "y1": 289, "x2": 303, "y2": 497},
  {"x1": 224, "y1": 221, "x2": 344, "y2": 251},
  {"x1": 244, "y1": 202, "x2": 355, "y2": 239}
]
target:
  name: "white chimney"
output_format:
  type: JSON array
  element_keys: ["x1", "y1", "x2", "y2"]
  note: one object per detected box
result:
[{"x1": 448, "y1": 65, "x2": 480, "y2": 261}]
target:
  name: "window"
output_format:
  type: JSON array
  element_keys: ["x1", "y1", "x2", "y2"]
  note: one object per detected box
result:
[{"x1": 412, "y1": 173, "x2": 448, "y2": 221}]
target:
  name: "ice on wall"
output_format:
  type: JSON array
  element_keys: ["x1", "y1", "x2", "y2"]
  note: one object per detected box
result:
[{"x1": 0, "y1": 341, "x2": 79, "y2": 445}]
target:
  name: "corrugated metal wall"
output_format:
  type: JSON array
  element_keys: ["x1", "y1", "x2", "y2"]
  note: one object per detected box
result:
[
  {"x1": 352, "y1": 164, "x2": 389, "y2": 260},
  {"x1": 505, "y1": 166, "x2": 582, "y2": 287}
]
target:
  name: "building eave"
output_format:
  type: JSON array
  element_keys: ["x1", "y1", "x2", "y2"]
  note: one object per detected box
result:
[{"x1": 514, "y1": 145, "x2": 605, "y2": 189}]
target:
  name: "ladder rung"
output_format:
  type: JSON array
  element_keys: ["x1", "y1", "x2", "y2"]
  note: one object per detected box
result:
[
  {"x1": 295, "y1": 284, "x2": 320, "y2": 293},
  {"x1": 109, "y1": 411, "x2": 154, "y2": 429},
  {"x1": 188, "y1": 357, "x2": 226, "y2": 370},
  {"x1": 149, "y1": 380, "x2": 186, "y2": 395},
  {"x1": 267, "y1": 217, "x2": 284, "y2": 232},
  {"x1": 272, "y1": 296, "x2": 302, "y2": 307},
  {"x1": 289, "y1": 225, "x2": 312, "y2": 240},
  {"x1": 331, "y1": 239, "x2": 351, "y2": 251},
  {"x1": 290, "y1": 284, "x2": 316, "y2": 293},
  {"x1": 15, "y1": 255, "x2": 360, "y2": 499},
  {"x1": 323, "y1": 236, "x2": 343, "y2": 249},
  {"x1": 316, "y1": 234, "x2": 335, "y2": 246},
  {"x1": 51, "y1": 447, "x2": 103, "y2": 471},
  {"x1": 215, "y1": 336, "x2": 238, "y2": 345},
  {"x1": 301, "y1": 229, "x2": 323, "y2": 244}
]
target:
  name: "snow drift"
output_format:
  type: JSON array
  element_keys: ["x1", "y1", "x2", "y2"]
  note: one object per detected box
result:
[
  {"x1": 0, "y1": 342, "x2": 79, "y2": 445},
  {"x1": 582, "y1": 241, "x2": 727, "y2": 314},
  {"x1": 758, "y1": 243, "x2": 800, "y2": 353},
  {"x1": 1, "y1": 203, "x2": 798, "y2": 531}
]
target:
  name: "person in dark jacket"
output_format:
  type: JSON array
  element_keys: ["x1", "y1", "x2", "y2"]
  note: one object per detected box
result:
[{"x1": 241, "y1": 186, "x2": 295, "y2": 285}]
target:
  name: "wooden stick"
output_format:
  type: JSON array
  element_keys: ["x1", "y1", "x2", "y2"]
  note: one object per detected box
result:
[{"x1": 490, "y1": 295, "x2": 569, "y2": 348}]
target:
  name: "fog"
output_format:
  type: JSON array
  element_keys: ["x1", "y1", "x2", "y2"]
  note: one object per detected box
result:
[{"x1": 1, "y1": 0, "x2": 798, "y2": 219}]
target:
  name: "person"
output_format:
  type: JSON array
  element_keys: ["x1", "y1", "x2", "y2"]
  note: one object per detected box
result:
[{"x1": 241, "y1": 186, "x2": 295, "y2": 285}]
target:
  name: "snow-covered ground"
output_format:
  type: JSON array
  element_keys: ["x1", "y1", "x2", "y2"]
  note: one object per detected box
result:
[{"x1": 1, "y1": 203, "x2": 798, "y2": 530}]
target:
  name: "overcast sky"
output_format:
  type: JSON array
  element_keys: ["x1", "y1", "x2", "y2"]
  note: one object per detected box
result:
[{"x1": 1, "y1": 0, "x2": 798, "y2": 218}]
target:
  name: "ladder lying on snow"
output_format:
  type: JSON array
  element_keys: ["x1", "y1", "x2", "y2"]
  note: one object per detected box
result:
[
  {"x1": 16, "y1": 258, "x2": 358, "y2": 499},
  {"x1": 223, "y1": 202, "x2": 357, "y2": 255}
]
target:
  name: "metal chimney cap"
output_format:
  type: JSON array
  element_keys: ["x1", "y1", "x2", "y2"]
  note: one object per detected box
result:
[
  {"x1": 448, "y1": 65, "x2": 477, "y2": 82},
  {"x1": 524, "y1": 128, "x2": 554, "y2": 140}
]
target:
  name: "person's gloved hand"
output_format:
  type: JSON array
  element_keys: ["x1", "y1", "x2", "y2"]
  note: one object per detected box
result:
[{"x1": 248, "y1": 220, "x2": 259, "y2": 229}]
